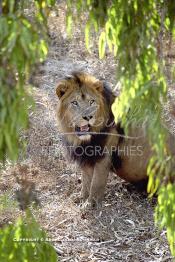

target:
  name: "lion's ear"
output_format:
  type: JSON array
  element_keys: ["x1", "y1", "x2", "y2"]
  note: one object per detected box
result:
[
  {"x1": 94, "y1": 81, "x2": 103, "y2": 92},
  {"x1": 56, "y1": 82, "x2": 68, "y2": 98}
]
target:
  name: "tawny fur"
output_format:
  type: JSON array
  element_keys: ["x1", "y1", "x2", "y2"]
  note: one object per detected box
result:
[{"x1": 56, "y1": 72, "x2": 175, "y2": 208}]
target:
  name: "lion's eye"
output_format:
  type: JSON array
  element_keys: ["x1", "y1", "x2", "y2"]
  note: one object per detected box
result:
[
  {"x1": 90, "y1": 99, "x2": 95, "y2": 105},
  {"x1": 71, "y1": 101, "x2": 78, "y2": 106}
]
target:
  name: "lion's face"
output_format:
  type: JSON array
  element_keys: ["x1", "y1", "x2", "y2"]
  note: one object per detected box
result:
[
  {"x1": 64, "y1": 90, "x2": 99, "y2": 141},
  {"x1": 56, "y1": 72, "x2": 110, "y2": 143}
]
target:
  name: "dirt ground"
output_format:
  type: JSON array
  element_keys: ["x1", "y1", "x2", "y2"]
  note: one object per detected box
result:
[{"x1": 0, "y1": 2, "x2": 174, "y2": 262}]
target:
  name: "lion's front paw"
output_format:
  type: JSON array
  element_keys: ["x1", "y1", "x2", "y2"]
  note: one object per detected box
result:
[
  {"x1": 80, "y1": 199, "x2": 92, "y2": 210},
  {"x1": 90, "y1": 198, "x2": 103, "y2": 209},
  {"x1": 80, "y1": 197, "x2": 102, "y2": 210}
]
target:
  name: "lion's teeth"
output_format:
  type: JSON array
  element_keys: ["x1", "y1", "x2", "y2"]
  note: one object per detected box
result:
[{"x1": 80, "y1": 125, "x2": 89, "y2": 132}]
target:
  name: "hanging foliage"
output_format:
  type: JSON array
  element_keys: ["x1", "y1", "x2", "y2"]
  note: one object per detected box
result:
[{"x1": 0, "y1": 0, "x2": 55, "y2": 161}]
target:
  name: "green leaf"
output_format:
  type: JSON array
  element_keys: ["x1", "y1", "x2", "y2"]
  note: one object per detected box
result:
[{"x1": 98, "y1": 31, "x2": 106, "y2": 59}]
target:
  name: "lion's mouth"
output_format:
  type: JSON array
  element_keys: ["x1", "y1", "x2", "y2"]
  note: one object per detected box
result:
[{"x1": 75, "y1": 124, "x2": 90, "y2": 136}]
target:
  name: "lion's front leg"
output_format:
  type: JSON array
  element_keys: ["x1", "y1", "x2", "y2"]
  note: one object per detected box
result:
[
  {"x1": 81, "y1": 166, "x2": 94, "y2": 201},
  {"x1": 88, "y1": 156, "x2": 110, "y2": 208}
]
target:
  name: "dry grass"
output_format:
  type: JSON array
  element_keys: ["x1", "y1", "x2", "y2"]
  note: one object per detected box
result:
[{"x1": 0, "y1": 2, "x2": 174, "y2": 261}]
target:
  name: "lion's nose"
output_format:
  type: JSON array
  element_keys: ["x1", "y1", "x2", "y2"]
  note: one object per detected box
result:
[{"x1": 82, "y1": 115, "x2": 93, "y2": 121}]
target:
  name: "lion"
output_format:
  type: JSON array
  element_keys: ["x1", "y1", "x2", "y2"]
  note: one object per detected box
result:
[{"x1": 56, "y1": 71, "x2": 175, "y2": 208}]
